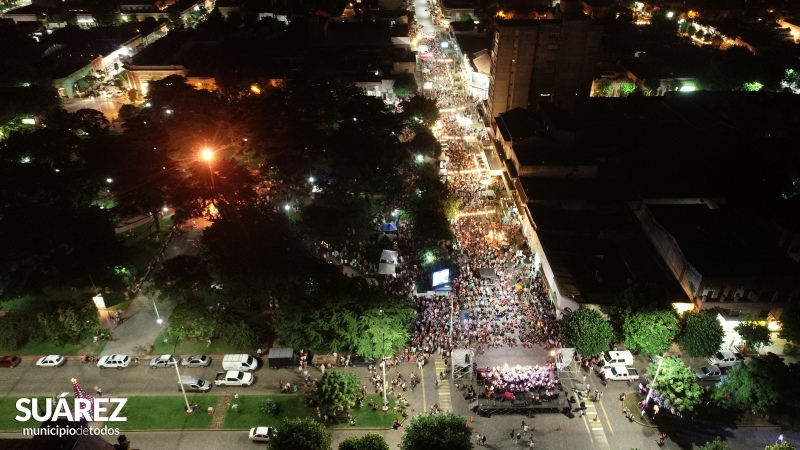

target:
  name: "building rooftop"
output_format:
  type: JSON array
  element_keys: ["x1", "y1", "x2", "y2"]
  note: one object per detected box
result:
[
  {"x1": 495, "y1": 107, "x2": 540, "y2": 142},
  {"x1": 647, "y1": 204, "x2": 800, "y2": 278},
  {"x1": 532, "y1": 205, "x2": 686, "y2": 304}
]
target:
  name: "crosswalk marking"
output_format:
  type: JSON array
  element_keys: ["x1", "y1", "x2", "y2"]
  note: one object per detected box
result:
[{"x1": 434, "y1": 358, "x2": 452, "y2": 413}]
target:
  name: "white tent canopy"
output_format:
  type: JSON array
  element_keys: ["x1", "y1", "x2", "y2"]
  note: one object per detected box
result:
[
  {"x1": 378, "y1": 263, "x2": 396, "y2": 275},
  {"x1": 380, "y1": 250, "x2": 398, "y2": 264}
]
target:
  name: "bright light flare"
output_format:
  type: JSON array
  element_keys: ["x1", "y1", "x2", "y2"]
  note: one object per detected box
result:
[{"x1": 200, "y1": 149, "x2": 214, "y2": 161}]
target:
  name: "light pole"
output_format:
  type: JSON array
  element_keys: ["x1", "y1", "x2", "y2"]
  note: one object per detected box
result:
[
  {"x1": 643, "y1": 353, "x2": 667, "y2": 416},
  {"x1": 152, "y1": 296, "x2": 163, "y2": 327},
  {"x1": 382, "y1": 333, "x2": 389, "y2": 406},
  {"x1": 173, "y1": 360, "x2": 192, "y2": 413}
]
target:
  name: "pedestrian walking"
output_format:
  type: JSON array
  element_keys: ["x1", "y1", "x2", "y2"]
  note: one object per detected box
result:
[
  {"x1": 523, "y1": 424, "x2": 530, "y2": 434},
  {"x1": 481, "y1": 436, "x2": 486, "y2": 446},
  {"x1": 476, "y1": 433, "x2": 482, "y2": 446},
  {"x1": 510, "y1": 429, "x2": 515, "y2": 439},
  {"x1": 529, "y1": 437, "x2": 535, "y2": 448},
  {"x1": 516, "y1": 433, "x2": 521, "y2": 445}
]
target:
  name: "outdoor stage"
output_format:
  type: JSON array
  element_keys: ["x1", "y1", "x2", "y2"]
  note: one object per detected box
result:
[{"x1": 454, "y1": 345, "x2": 569, "y2": 416}]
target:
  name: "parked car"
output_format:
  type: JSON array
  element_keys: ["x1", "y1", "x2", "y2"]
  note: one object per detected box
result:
[
  {"x1": 181, "y1": 355, "x2": 211, "y2": 368},
  {"x1": 97, "y1": 354, "x2": 131, "y2": 369},
  {"x1": 214, "y1": 371, "x2": 253, "y2": 387},
  {"x1": 249, "y1": 426, "x2": 275, "y2": 442},
  {"x1": 0, "y1": 356, "x2": 22, "y2": 368},
  {"x1": 149, "y1": 354, "x2": 178, "y2": 369},
  {"x1": 36, "y1": 355, "x2": 66, "y2": 368},
  {"x1": 695, "y1": 365, "x2": 723, "y2": 381},
  {"x1": 598, "y1": 366, "x2": 639, "y2": 381},
  {"x1": 707, "y1": 351, "x2": 744, "y2": 368}
]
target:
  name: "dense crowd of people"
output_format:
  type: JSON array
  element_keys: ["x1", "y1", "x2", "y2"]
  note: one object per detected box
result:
[{"x1": 477, "y1": 363, "x2": 558, "y2": 394}]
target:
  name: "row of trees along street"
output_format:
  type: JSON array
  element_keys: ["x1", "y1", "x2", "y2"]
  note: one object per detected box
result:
[
  {"x1": 0, "y1": 72, "x2": 444, "y2": 357},
  {"x1": 558, "y1": 284, "x2": 800, "y2": 423}
]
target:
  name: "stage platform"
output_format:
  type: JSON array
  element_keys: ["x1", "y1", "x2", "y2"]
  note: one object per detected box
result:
[{"x1": 470, "y1": 396, "x2": 568, "y2": 417}]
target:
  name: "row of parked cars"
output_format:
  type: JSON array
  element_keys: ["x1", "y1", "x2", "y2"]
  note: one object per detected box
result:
[{"x1": 596, "y1": 350, "x2": 744, "y2": 383}]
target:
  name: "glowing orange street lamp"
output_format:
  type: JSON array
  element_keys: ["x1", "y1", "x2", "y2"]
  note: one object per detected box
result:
[{"x1": 200, "y1": 149, "x2": 214, "y2": 162}]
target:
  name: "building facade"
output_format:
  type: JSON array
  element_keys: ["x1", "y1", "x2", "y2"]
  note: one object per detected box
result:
[{"x1": 487, "y1": 6, "x2": 601, "y2": 117}]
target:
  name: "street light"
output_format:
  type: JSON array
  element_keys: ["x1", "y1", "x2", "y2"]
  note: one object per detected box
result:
[
  {"x1": 174, "y1": 360, "x2": 193, "y2": 413},
  {"x1": 381, "y1": 333, "x2": 389, "y2": 406},
  {"x1": 200, "y1": 148, "x2": 214, "y2": 162}
]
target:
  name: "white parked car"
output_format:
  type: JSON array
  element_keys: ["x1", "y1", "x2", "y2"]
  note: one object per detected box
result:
[
  {"x1": 36, "y1": 355, "x2": 66, "y2": 368},
  {"x1": 149, "y1": 354, "x2": 178, "y2": 369},
  {"x1": 598, "y1": 366, "x2": 640, "y2": 381},
  {"x1": 249, "y1": 426, "x2": 275, "y2": 442},
  {"x1": 97, "y1": 354, "x2": 131, "y2": 369},
  {"x1": 707, "y1": 351, "x2": 744, "y2": 368}
]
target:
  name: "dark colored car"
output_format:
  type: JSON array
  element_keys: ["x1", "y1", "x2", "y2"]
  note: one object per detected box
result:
[{"x1": 0, "y1": 356, "x2": 22, "y2": 368}]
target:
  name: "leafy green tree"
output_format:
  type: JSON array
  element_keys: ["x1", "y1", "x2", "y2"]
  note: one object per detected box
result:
[
  {"x1": 609, "y1": 283, "x2": 670, "y2": 334},
  {"x1": 646, "y1": 356, "x2": 703, "y2": 413},
  {"x1": 393, "y1": 74, "x2": 418, "y2": 98},
  {"x1": 400, "y1": 413, "x2": 472, "y2": 450},
  {"x1": 713, "y1": 353, "x2": 800, "y2": 416},
  {"x1": 259, "y1": 398, "x2": 279, "y2": 416},
  {"x1": 765, "y1": 444, "x2": 796, "y2": 450},
  {"x1": 117, "y1": 104, "x2": 139, "y2": 121},
  {"x1": 694, "y1": 437, "x2": 731, "y2": 449},
  {"x1": 126, "y1": 89, "x2": 140, "y2": 104},
  {"x1": 560, "y1": 308, "x2": 613, "y2": 357},
  {"x1": 0, "y1": 312, "x2": 34, "y2": 349},
  {"x1": 318, "y1": 371, "x2": 361, "y2": 414},
  {"x1": 273, "y1": 417, "x2": 331, "y2": 450},
  {"x1": 340, "y1": 433, "x2": 389, "y2": 450},
  {"x1": 217, "y1": 316, "x2": 257, "y2": 350},
  {"x1": 399, "y1": 95, "x2": 440, "y2": 129},
  {"x1": 408, "y1": 130, "x2": 441, "y2": 158},
  {"x1": 677, "y1": 312, "x2": 724, "y2": 357},
  {"x1": 620, "y1": 79, "x2": 637, "y2": 97},
  {"x1": 154, "y1": 255, "x2": 211, "y2": 302},
  {"x1": 778, "y1": 302, "x2": 800, "y2": 343},
  {"x1": 734, "y1": 321, "x2": 772, "y2": 352},
  {"x1": 37, "y1": 298, "x2": 100, "y2": 346},
  {"x1": 164, "y1": 300, "x2": 217, "y2": 342},
  {"x1": 623, "y1": 310, "x2": 679, "y2": 355}
]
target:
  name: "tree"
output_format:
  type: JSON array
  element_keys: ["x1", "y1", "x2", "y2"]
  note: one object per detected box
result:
[
  {"x1": 408, "y1": 130, "x2": 441, "y2": 158},
  {"x1": 778, "y1": 302, "x2": 800, "y2": 343},
  {"x1": 340, "y1": 433, "x2": 389, "y2": 450},
  {"x1": 620, "y1": 79, "x2": 637, "y2": 97},
  {"x1": 646, "y1": 356, "x2": 704, "y2": 413},
  {"x1": 694, "y1": 437, "x2": 732, "y2": 450},
  {"x1": 677, "y1": 312, "x2": 724, "y2": 358},
  {"x1": 765, "y1": 444, "x2": 796, "y2": 450},
  {"x1": 154, "y1": 255, "x2": 211, "y2": 302},
  {"x1": 609, "y1": 283, "x2": 670, "y2": 335},
  {"x1": 622, "y1": 310, "x2": 679, "y2": 356},
  {"x1": 393, "y1": 74, "x2": 418, "y2": 98},
  {"x1": 37, "y1": 298, "x2": 100, "y2": 346},
  {"x1": 317, "y1": 371, "x2": 361, "y2": 415},
  {"x1": 400, "y1": 413, "x2": 472, "y2": 450},
  {"x1": 560, "y1": 308, "x2": 613, "y2": 357},
  {"x1": 399, "y1": 94, "x2": 440, "y2": 129},
  {"x1": 164, "y1": 300, "x2": 217, "y2": 343},
  {"x1": 272, "y1": 417, "x2": 331, "y2": 450},
  {"x1": 734, "y1": 321, "x2": 772, "y2": 352},
  {"x1": 126, "y1": 89, "x2": 140, "y2": 104},
  {"x1": 713, "y1": 353, "x2": 800, "y2": 416}
]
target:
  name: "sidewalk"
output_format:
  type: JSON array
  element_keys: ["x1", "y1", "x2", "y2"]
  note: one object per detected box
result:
[{"x1": 102, "y1": 290, "x2": 172, "y2": 355}]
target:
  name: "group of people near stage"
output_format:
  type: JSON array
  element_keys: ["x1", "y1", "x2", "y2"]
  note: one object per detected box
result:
[{"x1": 478, "y1": 363, "x2": 558, "y2": 396}]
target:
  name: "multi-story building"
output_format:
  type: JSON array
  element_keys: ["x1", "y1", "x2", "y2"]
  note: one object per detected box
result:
[{"x1": 487, "y1": 1, "x2": 602, "y2": 118}]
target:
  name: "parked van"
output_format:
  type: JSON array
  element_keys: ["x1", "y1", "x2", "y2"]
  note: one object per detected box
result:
[
  {"x1": 222, "y1": 354, "x2": 258, "y2": 372},
  {"x1": 601, "y1": 350, "x2": 634, "y2": 367},
  {"x1": 180, "y1": 375, "x2": 211, "y2": 392}
]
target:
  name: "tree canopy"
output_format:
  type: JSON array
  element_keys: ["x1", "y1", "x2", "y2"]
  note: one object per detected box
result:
[
  {"x1": 622, "y1": 309, "x2": 679, "y2": 355},
  {"x1": 713, "y1": 353, "x2": 800, "y2": 416},
  {"x1": 399, "y1": 413, "x2": 472, "y2": 450},
  {"x1": 677, "y1": 312, "x2": 725, "y2": 358},
  {"x1": 734, "y1": 321, "x2": 772, "y2": 352},
  {"x1": 272, "y1": 417, "x2": 331, "y2": 450},
  {"x1": 317, "y1": 371, "x2": 361, "y2": 414},
  {"x1": 340, "y1": 433, "x2": 389, "y2": 450},
  {"x1": 560, "y1": 308, "x2": 613, "y2": 357},
  {"x1": 695, "y1": 437, "x2": 731, "y2": 450},
  {"x1": 778, "y1": 302, "x2": 800, "y2": 344},
  {"x1": 647, "y1": 356, "x2": 704, "y2": 413},
  {"x1": 609, "y1": 283, "x2": 670, "y2": 334}
]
